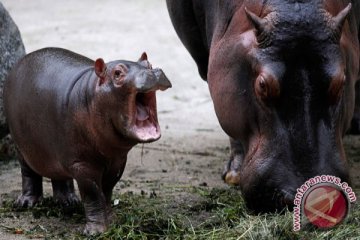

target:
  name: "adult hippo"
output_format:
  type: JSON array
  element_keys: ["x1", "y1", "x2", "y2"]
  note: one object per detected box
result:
[{"x1": 167, "y1": 0, "x2": 360, "y2": 212}]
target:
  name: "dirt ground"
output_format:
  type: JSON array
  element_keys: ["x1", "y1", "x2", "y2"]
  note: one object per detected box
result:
[
  {"x1": 0, "y1": 0, "x2": 229, "y2": 191},
  {"x1": 0, "y1": 0, "x2": 359, "y2": 239},
  {"x1": 0, "y1": 0, "x2": 229, "y2": 238}
]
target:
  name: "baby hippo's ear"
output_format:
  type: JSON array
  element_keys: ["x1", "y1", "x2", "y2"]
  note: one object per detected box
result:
[
  {"x1": 95, "y1": 58, "x2": 107, "y2": 85},
  {"x1": 138, "y1": 52, "x2": 152, "y2": 69},
  {"x1": 138, "y1": 52, "x2": 148, "y2": 62}
]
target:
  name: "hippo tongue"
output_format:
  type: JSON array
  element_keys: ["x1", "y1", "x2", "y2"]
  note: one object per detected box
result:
[{"x1": 136, "y1": 104, "x2": 149, "y2": 121}]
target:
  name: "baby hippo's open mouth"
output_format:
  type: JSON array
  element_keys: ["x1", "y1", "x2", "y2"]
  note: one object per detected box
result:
[
  {"x1": 123, "y1": 66, "x2": 171, "y2": 142},
  {"x1": 133, "y1": 91, "x2": 160, "y2": 142}
]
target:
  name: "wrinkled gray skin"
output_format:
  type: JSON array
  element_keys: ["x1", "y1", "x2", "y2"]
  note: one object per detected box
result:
[
  {"x1": 0, "y1": 2, "x2": 25, "y2": 155},
  {"x1": 4, "y1": 47, "x2": 171, "y2": 234}
]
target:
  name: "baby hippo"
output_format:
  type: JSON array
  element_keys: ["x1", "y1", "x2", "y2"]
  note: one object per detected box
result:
[{"x1": 4, "y1": 47, "x2": 171, "y2": 234}]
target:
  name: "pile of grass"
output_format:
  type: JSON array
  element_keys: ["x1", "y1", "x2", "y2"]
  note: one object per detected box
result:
[
  {"x1": 91, "y1": 187, "x2": 360, "y2": 240},
  {"x1": 1, "y1": 187, "x2": 359, "y2": 239}
]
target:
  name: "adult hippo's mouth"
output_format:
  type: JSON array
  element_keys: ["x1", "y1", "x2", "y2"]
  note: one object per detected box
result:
[{"x1": 133, "y1": 91, "x2": 161, "y2": 142}]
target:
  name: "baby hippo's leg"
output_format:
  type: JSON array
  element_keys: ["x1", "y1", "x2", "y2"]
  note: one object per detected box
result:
[
  {"x1": 102, "y1": 174, "x2": 123, "y2": 225},
  {"x1": 76, "y1": 177, "x2": 107, "y2": 235},
  {"x1": 15, "y1": 157, "x2": 43, "y2": 207},
  {"x1": 102, "y1": 162, "x2": 127, "y2": 225},
  {"x1": 51, "y1": 179, "x2": 80, "y2": 206}
]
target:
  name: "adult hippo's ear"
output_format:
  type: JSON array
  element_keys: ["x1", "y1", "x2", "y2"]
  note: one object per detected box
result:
[
  {"x1": 244, "y1": 7, "x2": 273, "y2": 47},
  {"x1": 330, "y1": 3, "x2": 352, "y2": 39},
  {"x1": 244, "y1": 7, "x2": 267, "y2": 35},
  {"x1": 95, "y1": 58, "x2": 107, "y2": 85}
]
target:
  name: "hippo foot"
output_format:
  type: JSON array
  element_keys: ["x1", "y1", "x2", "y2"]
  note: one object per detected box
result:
[
  {"x1": 222, "y1": 158, "x2": 242, "y2": 185},
  {"x1": 14, "y1": 194, "x2": 42, "y2": 208},
  {"x1": 54, "y1": 192, "x2": 80, "y2": 207},
  {"x1": 222, "y1": 155, "x2": 243, "y2": 186},
  {"x1": 223, "y1": 169, "x2": 241, "y2": 186},
  {"x1": 83, "y1": 222, "x2": 107, "y2": 235},
  {"x1": 106, "y1": 206, "x2": 116, "y2": 225},
  {"x1": 222, "y1": 139, "x2": 243, "y2": 185}
]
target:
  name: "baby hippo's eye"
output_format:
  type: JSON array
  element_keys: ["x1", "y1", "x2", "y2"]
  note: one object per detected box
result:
[
  {"x1": 112, "y1": 64, "x2": 127, "y2": 87},
  {"x1": 114, "y1": 70, "x2": 122, "y2": 79}
]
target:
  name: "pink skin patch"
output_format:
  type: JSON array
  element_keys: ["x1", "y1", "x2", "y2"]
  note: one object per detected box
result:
[{"x1": 133, "y1": 91, "x2": 160, "y2": 141}]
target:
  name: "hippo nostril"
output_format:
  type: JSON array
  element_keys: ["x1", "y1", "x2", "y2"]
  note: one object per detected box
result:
[
  {"x1": 269, "y1": 188, "x2": 296, "y2": 211},
  {"x1": 279, "y1": 189, "x2": 295, "y2": 209},
  {"x1": 282, "y1": 196, "x2": 294, "y2": 210},
  {"x1": 153, "y1": 68, "x2": 172, "y2": 90}
]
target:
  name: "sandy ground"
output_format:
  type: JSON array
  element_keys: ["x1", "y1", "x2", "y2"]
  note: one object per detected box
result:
[
  {"x1": 0, "y1": 1, "x2": 359, "y2": 239},
  {"x1": 0, "y1": 0, "x2": 229, "y2": 238}
]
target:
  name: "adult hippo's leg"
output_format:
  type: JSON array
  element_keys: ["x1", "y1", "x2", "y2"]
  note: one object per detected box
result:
[
  {"x1": 15, "y1": 156, "x2": 43, "y2": 207},
  {"x1": 222, "y1": 138, "x2": 243, "y2": 185},
  {"x1": 51, "y1": 179, "x2": 80, "y2": 206},
  {"x1": 166, "y1": 0, "x2": 209, "y2": 80}
]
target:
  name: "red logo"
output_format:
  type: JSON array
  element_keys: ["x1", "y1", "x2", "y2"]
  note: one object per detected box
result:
[{"x1": 303, "y1": 184, "x2": 348, "y2": 228}]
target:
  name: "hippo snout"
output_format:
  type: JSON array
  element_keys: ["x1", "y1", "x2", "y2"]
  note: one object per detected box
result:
[
  {"x1": 134, "y1": 69, "x2": 171, "y2": 92},
  {"x1": 243, "y1": 186, "x2": 296, "y2": 213},
  {"x1": 240, "y1": 162, "x2": 350, "y2": 213},
  {"x1": 153, "y1": 68, "x2": 172, "y2": 91}
]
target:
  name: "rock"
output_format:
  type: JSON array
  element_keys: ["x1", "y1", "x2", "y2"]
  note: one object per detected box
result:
[{"x1": 0, "y1": 2, "x2": 25, "y2": 158}]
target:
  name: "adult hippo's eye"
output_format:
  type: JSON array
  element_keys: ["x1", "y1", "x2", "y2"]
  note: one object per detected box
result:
[
  {"x1": 254, "y1": 74, "x2": 280, "y2": 104},
  {"x1": 328, "y1": 74, "x2": 346, "y2": 105}
]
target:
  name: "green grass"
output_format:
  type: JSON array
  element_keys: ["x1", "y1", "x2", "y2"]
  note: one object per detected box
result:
[
  {"x1": 100, "y1": 188, "x2": 360, "y2": 240},
  {"x1": 1, "y1": 187, "x2": 358, "y2": 240}
]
